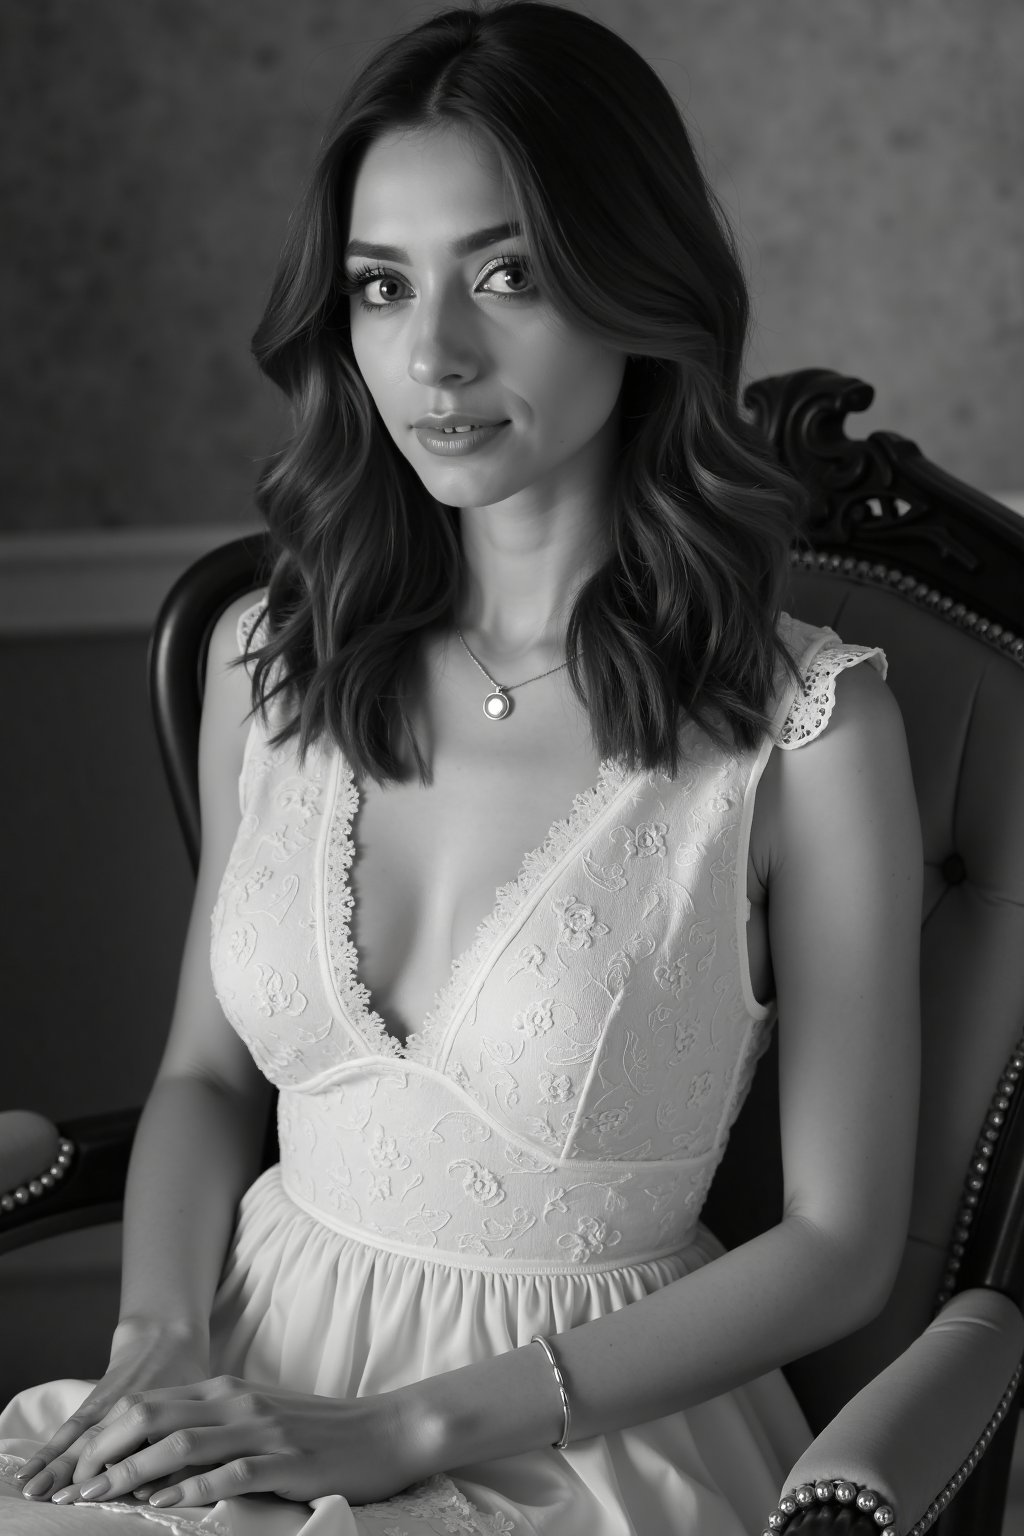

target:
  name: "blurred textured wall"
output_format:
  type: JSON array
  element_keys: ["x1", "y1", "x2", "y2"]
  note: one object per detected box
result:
[{"x1": 2, "y1": 0, "x2": 1023, "y2": 535}]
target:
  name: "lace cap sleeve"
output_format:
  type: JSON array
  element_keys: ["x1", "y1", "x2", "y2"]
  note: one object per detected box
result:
[
  {"x1": 776, "y1": 629, "x2": 888, "y2": 750},
  {"x1": 236, "y1": 592, "x2": 270, "y2": 663}
]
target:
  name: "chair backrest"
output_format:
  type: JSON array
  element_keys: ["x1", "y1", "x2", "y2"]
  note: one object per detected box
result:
[
  {"x1": 150, "y1": 369, "x2": 1024, "y2": 1526},
  {"x1": 149, "y1": 531, "x2": 273, "y2": 872},
  {"x1": 702, "y1": 371, "x2": 1024, "y2": 1534}
]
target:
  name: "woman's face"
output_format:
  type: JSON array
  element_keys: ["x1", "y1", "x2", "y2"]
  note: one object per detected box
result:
[{"x1": 343, "y1": 124, "x2": 626, "y2": 513}]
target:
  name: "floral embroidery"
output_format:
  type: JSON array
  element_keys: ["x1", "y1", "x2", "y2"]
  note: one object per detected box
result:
[
  {"x1": 582, "y1": 848, "x2": 628, "y2": 891},
  {"x1": 251, "y1": 966, "x2": 307, "y2": 1018},
  {"x1": 369, "y1": 1124, "x2": 411, "y2": 1171},
  {"x1": 558, "y1": 1214, "x2": 621, "y2": 1263},
  {"x1": 504, "y1": 943, "x2": 559, "y2": 984},
  {"x1": 243, "y1": 865, "x2": 272, "y2": 896},
  {"x1": 600, "y1": 948, "x2": 632, "y2": 998},
  {"x1": 584, "y1": 1105, "x2": 632, "y2": 1139},
  {"x1": 687, "y1": 1071, "x2": 714, "y2": 1107},
  {"x1": 277, "y1": 781, "x2": 322, "y2": 821},
  {"x1": 227, "y1": 923, "x2": 257, "y2": 966},
  {"x1": 654, "y1": 955, "x2": 690, "y2": 998},
  {"x1": 523, "y1": 1115, "x2": 562, "y2": 1149},
  {"x1": 513, "y1": 998, "x2": 556, "y2": 1038},
  {"x1": 538, "y1": 1072, "x2": 574, "y2": 1103},
  {"x1": 449, "y1": 1159, "x2": 506, "y2": 1206},
  {"x1": 403, "y1": 1205, "x2": 452, "y2": 1246},
  {"x1": 623, "y1": 820, "x2": 667, "y2": 859},
  {"x1": 368, "y1": 1173, "x2": 392, "y2": 1203},
  {"x1": 673, "y1": 1021, "x2": 697, "y2": 1058},
  {"x1": 551, "y1": 895, "x2": 611, "y2": 951}
]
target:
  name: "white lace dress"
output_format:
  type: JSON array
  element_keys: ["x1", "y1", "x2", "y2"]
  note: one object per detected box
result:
[{"x1": 0, "y1": 614, "x2": 886, "y2": 1536}]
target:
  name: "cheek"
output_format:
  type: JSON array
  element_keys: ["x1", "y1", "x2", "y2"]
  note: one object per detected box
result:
[
  {"x1": 350, "y1": 320, "x2": 400, "y2": 416},
  {"x1": 534, "y1": 339, "x2": 625, "y2": 437}
]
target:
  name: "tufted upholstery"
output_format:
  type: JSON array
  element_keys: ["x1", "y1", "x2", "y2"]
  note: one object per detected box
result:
[{"x1": 782, "y1": 569, "x2": 1024, "y2": 1424}]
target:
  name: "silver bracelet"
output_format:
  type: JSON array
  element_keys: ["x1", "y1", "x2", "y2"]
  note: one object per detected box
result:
[{"x1": 531, "y1": 1334, "x2": 572, "y2": 1449}]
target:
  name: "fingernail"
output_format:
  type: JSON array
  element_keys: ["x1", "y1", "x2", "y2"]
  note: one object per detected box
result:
[
  {"x1": 81, "y1": 1476, "x2": 111, "y2": 1500},
  {"x1": 22, "y1": 1472, "x2": 54, "y2": 1498},
  {"x1": 150, "y1": 1489, "x2": 182, "y2": 1507},
  {"x1": 51, "y1": 1488, "x2": 77, "y2": 1505}
]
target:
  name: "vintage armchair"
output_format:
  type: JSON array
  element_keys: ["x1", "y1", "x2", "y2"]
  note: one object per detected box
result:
[{"x1": 2, "y1": 369, "x2": 1023, "y2": 1536}]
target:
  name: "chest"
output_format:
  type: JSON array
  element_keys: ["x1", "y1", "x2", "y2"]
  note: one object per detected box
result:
[{"x1": 349, "y1": 648, "x2": 775, "y2": 1045}]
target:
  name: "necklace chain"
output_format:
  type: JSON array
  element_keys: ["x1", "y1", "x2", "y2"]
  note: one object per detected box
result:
[{"x1": 455, "y1": 628, "x2": 569, "y2": 721}]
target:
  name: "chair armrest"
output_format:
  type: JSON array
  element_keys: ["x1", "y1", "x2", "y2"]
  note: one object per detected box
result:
[
  {"x1": 0, "y1": 1107, "x2": 140, "y2": 1256},
  {"x1": 768, "y1": 1289, "x2": 1024, "y2": 1535}
]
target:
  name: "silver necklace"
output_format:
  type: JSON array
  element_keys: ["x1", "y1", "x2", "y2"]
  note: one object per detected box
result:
[{"x1": 455, "y1": 628, "x2": 569, "y2": 721}]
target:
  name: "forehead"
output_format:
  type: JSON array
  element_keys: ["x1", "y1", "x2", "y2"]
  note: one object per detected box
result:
[{"x1": 347, "y1": 124, "x2": 513, "y2": 243}]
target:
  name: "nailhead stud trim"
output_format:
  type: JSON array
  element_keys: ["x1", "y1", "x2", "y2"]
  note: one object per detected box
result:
[
  {"x1": 0, "y1": 1138, "x2": 76, "y2": 1214},
  {"x1": 788, "y1": 550, "x2": 1024, "y2": 670}
]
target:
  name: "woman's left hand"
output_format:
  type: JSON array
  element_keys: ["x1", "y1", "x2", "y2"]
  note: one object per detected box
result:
[{"x1": 52, "y1": 1374, "x2": 424, "y2": 1509}]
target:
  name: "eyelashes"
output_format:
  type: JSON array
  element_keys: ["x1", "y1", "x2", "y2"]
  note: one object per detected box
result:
[{"x1": 340, "y1": 252, "x2": 535, "y2": 315}]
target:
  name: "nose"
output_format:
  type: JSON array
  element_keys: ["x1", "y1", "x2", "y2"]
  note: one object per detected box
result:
[{"x1": 406, "y1": 287, "x2": 481, "y2": 388}]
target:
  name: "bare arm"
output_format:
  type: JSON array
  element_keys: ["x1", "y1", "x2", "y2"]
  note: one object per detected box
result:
[
  {"x1": 18, "y1": 592, "x2": 275, "y2": 1496},
  {"x1": 403, "y1": 664, "x2": 923, "y2": 1471},
  {"x1": 116, "y1": 591, "x2": 273, "y2": 1347}
]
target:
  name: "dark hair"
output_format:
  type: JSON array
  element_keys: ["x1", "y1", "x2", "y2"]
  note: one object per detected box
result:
[{"x1": 246, "y1": 0, "x2": 804, "y2": 782}]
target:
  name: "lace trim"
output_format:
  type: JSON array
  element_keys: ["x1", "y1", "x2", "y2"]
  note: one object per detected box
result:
[
  {"x1": 236, "y1": 594, "x2": 269, "y2": 658},
  {"x1": 324, "y1": 755, "x2": 642, "y2": 1068},
  {"x1": 355, "y1": 1471, "x2": 518, "y2": 1532},
  {"x1": 777, "y1": 642, "x2": 887, "y2": 749},
  {"x1": 322, "y1": 760, "x2": 404, "y2": 1064}
]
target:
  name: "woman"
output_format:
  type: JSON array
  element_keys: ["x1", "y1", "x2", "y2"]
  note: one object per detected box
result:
[{"x1": 0, "y1": 3, "x2": 922, "y2": 1532}]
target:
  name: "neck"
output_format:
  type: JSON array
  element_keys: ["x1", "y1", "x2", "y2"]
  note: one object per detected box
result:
[{"x1": 455, "y1": 491, "x2": 611, "y2": 666}]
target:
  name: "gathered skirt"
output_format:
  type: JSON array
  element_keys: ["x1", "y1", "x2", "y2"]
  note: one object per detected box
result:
[{"x1": 0, "y1": 1165, "x2": 810, "y2": 1535}]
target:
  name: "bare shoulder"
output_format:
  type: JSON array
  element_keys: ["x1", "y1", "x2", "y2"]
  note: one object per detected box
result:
[
  {"x1": 752, "y1": 660, "x2": 917, "y2": 885},
  {"x1": 207, "y1": 588, "x2": 269, "y2": 674},
  {"x1": 764, "y1": 657, "x2": 914, "y2": 878}
]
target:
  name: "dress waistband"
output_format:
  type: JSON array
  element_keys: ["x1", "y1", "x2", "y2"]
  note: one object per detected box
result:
[{"x1": 279, "y1": 1170, "x2": 702, "y2": 1276}]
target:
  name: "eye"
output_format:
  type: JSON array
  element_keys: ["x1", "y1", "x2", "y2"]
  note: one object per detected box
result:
[
  {"x1": 476, "y1": 254, "x2": 535, "y2": 301},
  {"x1": 343, "y1": 265, "x2": 412, "y2": 312}
]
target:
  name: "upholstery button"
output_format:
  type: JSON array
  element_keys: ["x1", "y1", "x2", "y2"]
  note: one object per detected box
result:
[{"x1": 942, "y1": 853, "x2": 967, "y2": 885}]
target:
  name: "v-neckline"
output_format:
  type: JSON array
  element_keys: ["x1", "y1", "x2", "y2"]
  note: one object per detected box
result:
[{"x1": 318, "y1": 751, "x2": 644, "y2": 1067}]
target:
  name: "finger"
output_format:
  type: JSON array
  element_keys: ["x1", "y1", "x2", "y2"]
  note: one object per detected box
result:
[
  {"x1": 22, "y1": 1445, "x2": 105, "y2": 1501},
  {"x1": 71, "y1": 1395, "x2": 214, "y2": 1485},
  {"x1": 18, "y1": 1403, "x2": 114, "y2": 1493},
  {"x1": 132, "y1": 1465, "x2": 210, "y2": 1500},
  {"x1": 149, "y1": 1456, "x2": 282, "y2": 1508},
  {"x1": 71, "y1": 1431, "x2": 241, "y2": 1504}
]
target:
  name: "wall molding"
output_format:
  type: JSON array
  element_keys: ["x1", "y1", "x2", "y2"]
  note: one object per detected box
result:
[
  {"x1": 1, "y1": 500, "x2": 1022, "y2": 637},
  {"x1": 0, "y1": 524, "x2": 263, "y2": 636}
]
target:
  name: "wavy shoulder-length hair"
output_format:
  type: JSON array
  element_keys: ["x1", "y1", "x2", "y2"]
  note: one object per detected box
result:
[{"x1": 245, "y1": 0, "x2": 805, "y2": 783}]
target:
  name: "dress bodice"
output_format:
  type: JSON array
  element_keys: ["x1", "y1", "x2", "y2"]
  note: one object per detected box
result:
[{"x1": 209, "y1": 608, "x2": 885, "y2": 1273}]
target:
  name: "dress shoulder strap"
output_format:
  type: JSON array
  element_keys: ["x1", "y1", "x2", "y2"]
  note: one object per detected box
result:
[{"x1": 773, "y1": 612, "x2": 888, "y2": 751}]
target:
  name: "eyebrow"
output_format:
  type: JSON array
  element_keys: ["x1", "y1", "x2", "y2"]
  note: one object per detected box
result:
[{"x1": 343, "y1": 221, "x2": 522, "y2": 264}]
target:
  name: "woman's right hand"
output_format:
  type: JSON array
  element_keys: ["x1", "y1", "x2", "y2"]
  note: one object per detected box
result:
[{"x1": 16, "y1": 1315, "x2": 211, "y2": 1501}]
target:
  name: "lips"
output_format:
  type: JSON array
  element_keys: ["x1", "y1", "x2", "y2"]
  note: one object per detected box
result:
[{"x1": 412, "y1": 413, "x2": 507, "y2": 432}]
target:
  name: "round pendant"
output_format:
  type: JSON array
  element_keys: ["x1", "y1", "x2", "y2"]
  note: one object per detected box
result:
[{"x1": 483, "y1": 690, "x2": 511, "y2": 720}]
